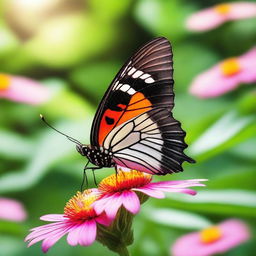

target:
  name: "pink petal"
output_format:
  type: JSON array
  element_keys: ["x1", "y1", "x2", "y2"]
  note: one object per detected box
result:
[
  {"x1": 189, "y1": 64, "x2": 241, "y2": 98},
  {"x1": 229, "y1": 2, "x2": 256, "y2": 20},
  {"x1": 40, "y1": 214, "x2": 67, "y2": 222},
  {"x1": 189, "y1": 47, "x2": 256, "y2": 98},
  {"x1": 186, "y1": 8, "x2": 226, "y2": 31},
  {"x1": 121, "y1": 191, "x2": 140, "y2": 215},
  {"x1": 95, "y1": 213, "x2": 112, "y2": 226},
  {"x1": 0, "y1": 197, "x2": 27, "y2": 222},
  {"x1": 94, "y1": 194, "x2": 123, "y2": 219},
  {"x1": 217, "y1": 219, "x2": 251, "y2": 251},
  {"x1": 186, "y1": 3, "x2": 256, "y2": 32},
  {"x1": 78, "y1": 220, "x2": 97, "y2": 246},
  {"x1": 133, "y1": 187, "x2": 165, "y2": 199},
  {"x1": 0, "y1": 75, "x2": 51, "y2": 105},
  {"x1": 169, "y1": 188, "x2": 197, "y2": 195},
  {"x1": 148, "y1": 179, "x2": 207, "y2": 189},
  {"x1": 26, "y1": 222, "x2": 71, "y2": 247},
  {"x1": 149, "y1": 183, "x2": 198, "y2": 195},
  {"x1": 29, "y1": 221, "x2": 69, "y2": 233},
  {"x1": 239, "y1": 47, "x2": 256, "y2": 83},
  {"x1": 171, "y1": 219, "x2": 250, "y2": 256},
  {"x1": 104, "y1": 194, "x2": 123, "y2": 219},
  {"x1": 93, "y1": 196, "x2": 111, "y2": 215},
  {"x1": 67, "y1": 224, "x2": 82, "y2": 246},
  {"x1": 41, "y1": 228, "x2": 69, "y2": 253}
]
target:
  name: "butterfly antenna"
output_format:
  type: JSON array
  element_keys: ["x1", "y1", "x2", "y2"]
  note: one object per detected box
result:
[{"x1": 40, "y1": 114, "x2": 82, "y2": 146}]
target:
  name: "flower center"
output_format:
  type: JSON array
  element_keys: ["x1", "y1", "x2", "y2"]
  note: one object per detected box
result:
[
  {"x1": 64, "y1": 189, "x2": 98, "y2": 222},
  {"x1": 99, "y1": 169, "x2": 152, "y2": 194},
  {"x1": 220, "y1": 58, "x2": 241, "y2": 76},
  {"x1": 0, "y1": 74, "x2": 11, "y2": 91},
  {"x1": 214, "y1": 4, "x2": 231, "y2": 15},
  {"x1": 200, "y1": 226, "x2": 222, "y2": 243}
]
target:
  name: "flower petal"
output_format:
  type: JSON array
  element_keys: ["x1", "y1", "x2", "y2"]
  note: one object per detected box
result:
[
  {"x1": 186, "y1": 8, "x2": 225, "y2": 32},
  {"x1": 121, "y1": 191, "x2": 140, "y2": 215},
  {"x1": 78, "y1": 220, "x2": 97, "y2": 246},
  {"x1": 25, "y1": 222, "x2": 69, "y2": 242},
  {"x1": 0, "y1": 197, "x2": 27, "y2": 222},
  {"x1": 0, "y1": 75, "x2": 51, "y2": 105},
  {"x1": 93, "y1": 196, "x2": 110, "y2": 215},
  {"x1": 133, "y1": 187, "x2": 165, "y2": 199},
  {"x1": 40, "y1": 214, "x2": 67, "y2": 222},
  {"x1": 104, "y1": 194, "x2": 123, "y2": 219},
  {"x1": 41, "y1": 228, "x2": 69, "y2": 253},
  {"x1": 66, "y1": 224, "x2": 81, "y2": 246},
  {"x1": 95, "y1": 213, "x2": 112, "y2": 226},
  {"x1": 148, "y1": 179, "x2": 207, "y2": 188},
  {"x1": 171, "y1": 219, "x2": 250, "y2": 256},
  {"x1": 27, "y1": 222, "x2": 72, "y2": 250}
]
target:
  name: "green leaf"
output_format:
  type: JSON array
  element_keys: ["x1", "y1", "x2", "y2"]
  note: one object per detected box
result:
[
  {"x1": 69, "y1": 61, "x2": 121, "y2": 102},
  {"x1": 143, "y1": 207, "x2": 212, "y2": 230},
  {"x1": 169, "y1": 189, "x2": 256, "y2": 208},
  {"x1": 163, "y1": 189, "x2": 256, "y2": 217},
  {"x1": 0, "y1": 130, "x2": 33, "y2": 159},
  {"x1": 0, "y1": 118, "x2": 93, "y2": 193},
  {"x1": 188, "y1": 111, "x2": 256, "y2": 160},
  {"x1": 230, "y1": 137, "x2": 256, "y2": 161},
  {"x1": 134, "y1": 0, "x2": 194, "y2": 41},
  {"x1": 0, "y1": 235, "x2": 26, "y2": 256}
]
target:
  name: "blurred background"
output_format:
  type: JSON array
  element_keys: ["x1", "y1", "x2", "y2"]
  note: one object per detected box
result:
[{"x1": 0, "y1": 0, "x2": 255, "y2": 255}]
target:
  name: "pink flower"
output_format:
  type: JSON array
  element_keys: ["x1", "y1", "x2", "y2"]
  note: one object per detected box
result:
[
  {"x1": 94, "y1": 169, "x2": 206, "y2": 219},
  {"x1": 186, "y1": 2, "x2": 256, "y2": 31},
  {"x1": 25, "y1": 189, "x2": 112, "y2": 253},
  {"x1": 171, "y1": 219, "x2": 250, "y2": 256},
  {"x1": 0, "y1": 73, "x2": 51, "y2": 104},
  {"x1": 0, "y1": 197, "x2": 27, "y2": 222},
  {"x1": 189, "y1": 47, "x2": 256, "y2": 98}
]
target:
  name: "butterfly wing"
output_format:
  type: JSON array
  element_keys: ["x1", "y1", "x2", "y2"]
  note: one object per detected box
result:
[{"x1": 90, "y1": 37, "x2": 194, "y2": 175}]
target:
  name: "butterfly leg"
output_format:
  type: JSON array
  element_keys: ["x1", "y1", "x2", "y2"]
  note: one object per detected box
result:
[
  {"x1": 81, "y1": 160, "x2": 90, "y2": 191},
  {"x1": 114, "y1": 166, "x2": 118, "y2": 182},
  {"x1": 89, "y1": 167, "x2": 102, "y2": 187}
]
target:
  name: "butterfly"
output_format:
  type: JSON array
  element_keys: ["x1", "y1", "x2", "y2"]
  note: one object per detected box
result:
[
  {"x1": 41, "y1": 37, "x2": 195, "y2": 175},
  {"x1": 74, "y1": 37, "x2": 195, "y2": 175}
]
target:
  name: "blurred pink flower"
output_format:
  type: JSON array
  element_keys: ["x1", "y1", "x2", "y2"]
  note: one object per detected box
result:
[
  {"x1": 0, "y1": 197, "x2": 27, "y2": 222},
  {"x1": 25, "y1": 189, "x2": 112, "y2": 253},
  {"x1": 186, "y1": 2, "x2": 256, "y2": 31},
  {"x1": 94, "y1": 169, "x2": 206, "y2": 219},
  {"x1": 171, "y1": 219, "x2": 250, "y2": 256},
  {"x1": 0, "y1": 73, "x2": 51, "y2": 104},
  {"x1": 189, "y1": 47, "x2": 256, "y2": 98}
]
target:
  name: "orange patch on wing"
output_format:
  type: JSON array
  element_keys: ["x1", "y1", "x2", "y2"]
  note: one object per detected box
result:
[
  {"x1": 98, "y1": 92, "x2": 152, "y2": 145},
  {"x1": 119, "y1": 92, "x2": 152, "y2": 124},
  {"x1": 98, "y1": 108, "x2": 124, "y2": 145}
]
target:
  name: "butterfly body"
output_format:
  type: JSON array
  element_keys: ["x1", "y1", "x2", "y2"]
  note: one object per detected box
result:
[
  {"x1": 76, "y1": 145, "x2": 115, "y2": 168},
  {"x1": 82, "y1": 37, "x2": 195, "y2": 175}
]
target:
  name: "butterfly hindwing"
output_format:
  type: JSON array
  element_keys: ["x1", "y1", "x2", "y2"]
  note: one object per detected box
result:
[
  {"x1": 102, "y1": 108, "x2": 194, "y2": 175},
  {"x1": 90, "y1": 37, "x2": 194, "y2": 175}
]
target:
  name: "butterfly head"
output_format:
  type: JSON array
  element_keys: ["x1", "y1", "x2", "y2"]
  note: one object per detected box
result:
[{"x1": 76, "y1": 144, "x2": 89, "y2": 156}]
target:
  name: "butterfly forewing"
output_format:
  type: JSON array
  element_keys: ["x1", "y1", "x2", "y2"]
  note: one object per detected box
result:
[{"x1": 90, "y1": 37, "x2": 194, "y2": 175}]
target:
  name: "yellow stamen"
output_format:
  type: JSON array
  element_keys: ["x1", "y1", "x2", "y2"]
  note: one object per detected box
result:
[
  {"x1": 0, "y1": 73, "x2": 11, "y2": 91},
  {"x1": 99, "y1": 169, "x2": 152, "y2": 194},
  {"x1": 64, "y1": 189, "x2": 98, "y2": 221},
  {"x1": 214, "y1": 4, "x2": 231, "y2": 15},
  {"x1": 200, "y1": 226, "x2": 222, "y2": 243},
  {"x1": 220, "y1": 58, "x2": 241, "y2": 76}
]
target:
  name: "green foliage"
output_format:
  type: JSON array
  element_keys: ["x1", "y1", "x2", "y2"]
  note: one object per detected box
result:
[{"x1": 0, "y1": 0, "x2": 255, "y2": 255}]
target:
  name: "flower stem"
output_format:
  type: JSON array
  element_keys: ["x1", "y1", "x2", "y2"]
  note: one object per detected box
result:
[{"x1": 117, "y1": 246, "x2": 130, "y2": 256}]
